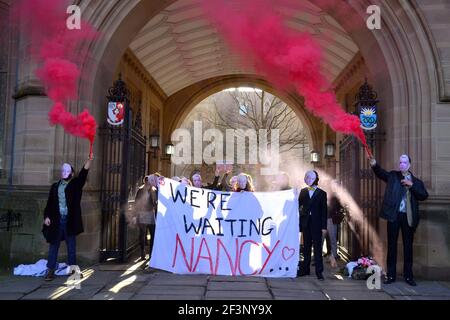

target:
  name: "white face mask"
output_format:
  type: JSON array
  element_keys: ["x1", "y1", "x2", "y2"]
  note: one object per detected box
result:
[
  {"x1": 238, "y1": 175, "x2": 247, "y2": 189},
  {"x1": 399, "y1": 156, "x2": 411, "y2": 173},
  {"x1": 304, "y1": 172, "x2": 317, "y2": 187},
  {"x1": 61, "y1": 163, "x2": 72, "y2": 180}
]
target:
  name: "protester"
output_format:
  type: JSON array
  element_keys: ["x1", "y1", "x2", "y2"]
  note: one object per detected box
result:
[
  {"x1": 180, "y1": 176, "x2": 192, "y2": 186},
  {"x1": 369, "y1": 154, "x2": 428, "y2": 286},
  {"x1": 235, "y1": 173, "x2": 255, "y2": 192},
  {"x1": 325, "y1": 180, "x2": 344, "y2": 268},
  {"x1": 191, "y1": 169, "x2": 220, "y2": 189},
  {"x1": 229, "y1": 175, "x2": 238, "y2": 191},
  {"x1": 216, "y1": 170, "x2": 239, "y2": 192},
  {"x1": 297, "y1": 170, "x2": 327, "y2": 280},
  {"x1": 42, "y1": 153, "x2": 93, "y2": 281},
  {"x1": 134, "y1": 175, "x2": 157, "y2": 260}
]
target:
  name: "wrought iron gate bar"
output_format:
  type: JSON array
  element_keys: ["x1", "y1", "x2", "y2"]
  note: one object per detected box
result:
[{"x1": 100, "y1": 76, "x2": 146, "y2": 262}]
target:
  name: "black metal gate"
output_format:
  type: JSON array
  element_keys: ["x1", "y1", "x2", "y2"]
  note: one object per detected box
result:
[
  {"x1": 100, "y1": 75, "x2": 146, "y2": 262},
  {"x1": 338, "y1": 80, "x2": 384, "y2": 260}
]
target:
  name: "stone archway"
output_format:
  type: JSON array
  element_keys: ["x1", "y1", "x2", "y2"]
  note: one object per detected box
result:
[{"x1": 73, "y1": 0, "x2": 449, "y2": 277}]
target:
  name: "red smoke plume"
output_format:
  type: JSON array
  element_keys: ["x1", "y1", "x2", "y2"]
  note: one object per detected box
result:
[
  {"x1": 14, "y1": 0, "x2": 97, "y2": 155},
  {"x1": 201, "y1": 0, "x2": 371, "y2": 156}
]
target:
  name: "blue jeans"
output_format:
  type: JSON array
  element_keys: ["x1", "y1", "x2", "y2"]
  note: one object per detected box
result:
[{"x1": 47, "y1": 218, "x2": 76, "y2": 270}]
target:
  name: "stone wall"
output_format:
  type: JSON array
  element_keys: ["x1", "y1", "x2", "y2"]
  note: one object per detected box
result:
[
  {"x1": 115, "y1": 49, "x2": 166, "y2": 174},
  {"x1": 0, "y1": 186, "x2": 101, "y2": 271},
  {"x1": 416, "y1": 0, "x2": 450, "y2": 101}
]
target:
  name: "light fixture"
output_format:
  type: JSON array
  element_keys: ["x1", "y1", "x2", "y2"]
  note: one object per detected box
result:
[
  {"x1": 310, "y1": 150, "x2": 320, "y2": 164},
  {"x1": 165, "y1": 143, "x2": 175, "y2": 156},
  {"x1": 325, "y1": 142, "x2": 336, "y2": 158},
  {"x1": 150, "y1": 133, "x2": 160, "y2": 149}
]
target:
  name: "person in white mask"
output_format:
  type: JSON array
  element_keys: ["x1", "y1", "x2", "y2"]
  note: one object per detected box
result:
[
  {"x1": 369, "y1": 154, "x2": 428, "y2": 286},
  {"x1": 42, "y1": 154, "x2": 93, "y2": 281},
  {"x1": 297, "y1": 170, "x2": 327, "y2": 280}
]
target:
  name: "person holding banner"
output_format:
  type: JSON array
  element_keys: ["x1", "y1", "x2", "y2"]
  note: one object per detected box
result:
[
  {"x1": 215, "y1": 162, "x2": 235, "y2": 191},
  {"x1": 42, "y1": 154, "x2": 93, "y2": 281},
  {"x1": 325, "y1": 180, "x2": 344, "y2": 268},
  {"x1": 191, "y1": 171, "x2": 220, "y2": 190},
  {"x1": 235, "y1": 173, "x2": 255, "y2": 192},
  {"x1": 297, "y1": 170, "x2": 327, "y2": 280},
  {"x1": 217, "y1": 170, "x2": 230, "y2": 191},
  {"x1": 180, "y1": 176, "x2": 192, "y2": 186},
  {"x1": 217, "y1": 171, "x2": 239, "y2": 192}
]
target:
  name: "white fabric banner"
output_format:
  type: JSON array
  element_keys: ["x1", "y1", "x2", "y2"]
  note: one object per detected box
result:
[{"x1": 150, "y1": 178, "x2": 299, "y2": 278}]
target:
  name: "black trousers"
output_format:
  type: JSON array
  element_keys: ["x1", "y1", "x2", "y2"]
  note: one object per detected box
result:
[
  {"x1": 387, "y1": 213, "x2": 415, "y2": 279},
  {"x1": 300, "y1": 223, "x2": 324, "y2": 275},
  {"x1": 139, "y1": 223, "x2": 155, "y2": 259}
]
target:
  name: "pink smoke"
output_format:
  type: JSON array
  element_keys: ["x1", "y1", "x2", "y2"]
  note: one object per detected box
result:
[
  {"x1": 201, "y1": 0, "x2": 371, "y2": 156},
  {"x1": 14, "y1": 0, "x2": 98, "y2": 156}
]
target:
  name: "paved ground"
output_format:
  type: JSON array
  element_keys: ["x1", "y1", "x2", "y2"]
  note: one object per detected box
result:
[{"x1": 1, "y1": 259, "x2": 450, "y2": 300}]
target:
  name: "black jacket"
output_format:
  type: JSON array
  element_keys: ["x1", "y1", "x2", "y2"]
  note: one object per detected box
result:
[
  {"x1": 328, "y1": 194, "x2": 344, "y2": 224},
  {"x1": 42, "y1": 167, "x2": 89, "y2": 243},
  {"x1": 203, "y1": 175, "x2": 220, "y2": 190},
  {"x1": 372, "y1": 163, "x2": 428, "y2": 228},
  {"x1": 298, "y1": 187, "x2": 328, "y2": 233}
]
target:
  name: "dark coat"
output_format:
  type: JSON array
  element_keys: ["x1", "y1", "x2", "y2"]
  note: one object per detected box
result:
[
  {"x1": 42, "y1": 168, "x2": 89, "y2": 243},
  {"x1": 372, "y1": 163, "x2": 428, "y2": 228},
  {"x1": 204, "y1": 175, "x2": 220, "y2": 190},
  {"x1": 134, "y1": 186, "x2": 157, "y2": 225},
  {"x1": 217, "y1": 173, "x2": 232, "y2": 191},
  {"x1": 298, "y1": 187, "x2": 328, "y2": 233},
  {"x1": 328, "y1": 194, "x2": 344, "y2": 224}
]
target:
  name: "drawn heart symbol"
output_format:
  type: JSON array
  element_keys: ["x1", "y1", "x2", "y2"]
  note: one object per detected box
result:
[{"x1": 282, "y1": 247, "x2": 295, "y2": 261}]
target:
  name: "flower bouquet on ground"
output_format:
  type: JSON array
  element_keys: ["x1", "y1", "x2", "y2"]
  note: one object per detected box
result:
[{"x1": 350, "y1": 256, "x2": 378, "y2": 280}]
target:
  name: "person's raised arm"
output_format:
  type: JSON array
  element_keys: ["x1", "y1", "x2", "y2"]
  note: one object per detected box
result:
[
  {"x1": 369, "y1": 157, "x2": 389, "y2": 182},
  {"x1": 78, "y1": 153, "x2": 94, "y2": 188},
  {"x1": 84, "y1": 153, "x2": 94, "y2": 170}
]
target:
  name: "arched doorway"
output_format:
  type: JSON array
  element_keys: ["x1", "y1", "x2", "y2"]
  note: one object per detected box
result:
[
  {"x1": 162, "y1": 75, "x2": 321, "y2": 154},
  {"x1": 74, "y1": 0, "x2": 442, "y2": 273},
  {"x1": 169, "y1": 84, "x2": 314, "y2": 189}
]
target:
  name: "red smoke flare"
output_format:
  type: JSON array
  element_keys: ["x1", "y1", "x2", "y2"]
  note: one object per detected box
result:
[
  {"x1": 14, "y1": 0, "x2": 97, "y2": 155},
  {"x1": 201, "y1": 0, "x2": 371, "y2": 156}
]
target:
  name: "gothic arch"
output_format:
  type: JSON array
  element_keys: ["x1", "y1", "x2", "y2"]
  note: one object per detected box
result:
[{"x1": 162, "y1": 74, "x2": 321, "y2": 152}]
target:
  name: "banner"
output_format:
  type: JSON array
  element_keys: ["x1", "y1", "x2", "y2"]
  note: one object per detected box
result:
[{"x1": 150, "y1": 179, "x2": 299, "y2": 277}]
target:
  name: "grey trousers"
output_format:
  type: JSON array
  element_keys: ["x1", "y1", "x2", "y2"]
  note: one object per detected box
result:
[{"x1": 326, "y1": 218, "x2": 338, "y2": 258}]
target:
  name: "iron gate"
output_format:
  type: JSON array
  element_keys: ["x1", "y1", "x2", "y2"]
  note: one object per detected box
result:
[
  {"x1": 100, "y1": 75, "x2": 146, "y2": 262},
  {"x1": 338, "y1": 80, "x2": 384, "y2": 260}
]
